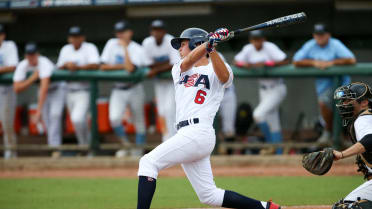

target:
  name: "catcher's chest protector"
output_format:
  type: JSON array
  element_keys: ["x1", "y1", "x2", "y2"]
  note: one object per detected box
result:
[{"x1": 350, "y1": 110, "x2": 372, "y2": 168}]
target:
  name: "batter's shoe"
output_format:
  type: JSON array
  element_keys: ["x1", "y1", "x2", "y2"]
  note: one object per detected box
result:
[{"x1": 266, "y1": 200, "x2": 281, "y2": 209}]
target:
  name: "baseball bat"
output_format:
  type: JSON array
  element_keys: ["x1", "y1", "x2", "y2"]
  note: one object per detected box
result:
[{"x1": 227, "y1": 12, "x2": 307, "y2": 40}]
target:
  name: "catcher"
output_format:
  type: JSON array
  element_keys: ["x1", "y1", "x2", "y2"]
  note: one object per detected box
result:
[{"x1": 303, "y1": 82, "x2": 372, "y2": 209}]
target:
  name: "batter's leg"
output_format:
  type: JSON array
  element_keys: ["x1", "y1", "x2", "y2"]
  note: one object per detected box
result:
[{"x1": 182, "y1": 156, "x2": 268, "y2": 208}]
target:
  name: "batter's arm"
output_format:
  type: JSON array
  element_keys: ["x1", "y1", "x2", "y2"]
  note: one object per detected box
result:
[
  {"x1": 180, "y1": 43, "x2": 208, "y2": 72},
  {"x1": 209, "y1": 51, "x2": 230, "y2": 84}
]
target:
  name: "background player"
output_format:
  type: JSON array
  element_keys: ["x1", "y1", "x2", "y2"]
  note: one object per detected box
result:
[
  {"x1": 293, "y1": 23, "x2": 356, "y2": 145},
  {"x1": 136, "y1": 28, "x2": 281, "y2": 209},
  {"x1": 234, "y1": 30, "x2": 288, "y2": 154},
  {"x1": 13, "y1": 43, "x2": 66, "y2": 156},
  {"x1": 142, "y1": 19, "x2": 180, "y2": 141},
  {"x1": 332, "y1": 82, "x2": 372, "y2": 208},
  {"x1": 57, "y1": 26, "x2": 100, "y2": 147},
  {"x1": 0, "y1": 24, "x2": 19, "y2": 159},
  {"x1": 101, "y1": 20, "x2": 149, "y2": 156}
]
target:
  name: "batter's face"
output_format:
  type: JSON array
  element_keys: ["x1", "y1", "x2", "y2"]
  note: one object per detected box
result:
[
  {"x1": 151, "y1": 28, "x2": 166, "y2": 44},
  {"x1": 179, "y1": 40, "x2": 191, "y2": 58},
  {"x1": 68, "y1": 35, "x2": 85, "y2": 49},
  {"x1": 116, "y1": 30, "x2": 133, "y2": 41},
  {"x1": 313, "y1": 33, "x2": 330, "y2": 47},
  {"x1": 26, "y1": 53, "x2": 39, "y2": 66},
  {"x1": 250, "y1": 38, "x2": 264, "y2": 50}
]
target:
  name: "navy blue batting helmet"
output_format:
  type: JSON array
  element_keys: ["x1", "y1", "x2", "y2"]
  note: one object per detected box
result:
[{"x1": 171, "y1": 28, "x2": 208, "y2": 50}]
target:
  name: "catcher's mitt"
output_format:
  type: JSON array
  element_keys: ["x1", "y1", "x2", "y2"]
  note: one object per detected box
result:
[{"x1": 302, "y1": 148, "x2": 334, "y2": 175}]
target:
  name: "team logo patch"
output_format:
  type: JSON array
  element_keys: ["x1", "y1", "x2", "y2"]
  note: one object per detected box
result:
[{"x1": 178, "y1": 73, "x2": 210, "y2": 89}]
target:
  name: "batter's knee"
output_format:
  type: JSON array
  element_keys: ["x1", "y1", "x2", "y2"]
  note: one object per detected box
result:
[
  {"x1": 197, "y1": 188, "x2": 225, "y2": 207},
  {"x1": 138, "y1": 154, "x2": 159, "y2": 179}
]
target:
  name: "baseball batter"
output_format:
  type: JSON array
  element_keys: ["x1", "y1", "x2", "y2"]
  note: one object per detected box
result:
[
  {"x1": 142, "y1": 20, "x2": 180, "y2": 141},
  {"x1": 0, "y1": 24, "x2": 19, "y2": 159},
  {"x1": 234, "y1": 30, "x2": 288, "y2": 154},
  {"x1": 136, "y1": 28, "x2": 281, "y2": 209},
  {"x1": 13, "y1": 43, "x2": 66, "y2": 150},
  {"x1": 101, "y1": 20, "x2": 149, "y2": 156},
  {"x1": 332, "y1": 82, "x2": 372, "y2": 208},
  {"x1": 57, "y1": 26, "x2": 100, "y2": 146}
]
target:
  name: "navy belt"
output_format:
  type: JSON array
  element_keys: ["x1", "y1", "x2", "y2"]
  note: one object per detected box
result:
[{"x1": 176, "y1": 118, "x2": 199, "y2": 130}]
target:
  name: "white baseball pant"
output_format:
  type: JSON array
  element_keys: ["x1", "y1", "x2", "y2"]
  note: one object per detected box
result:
[
  {"x1": 154, "y1": 80, "x2": 176, "y2": 141},
  {"x1": 66, "y1": 90, "x2": 90, "y2": 146},
  {"x1": 344, "y1": 180, "x2": 372, "y2": 201},
  {"x1": 138, "y1": 123, "x2": 225, "y2": 206},
  {"x1": 41, "y1": 85, "x2": 66, "y2": 147},
  {"x1": 253, "y1": 84, "x2": 287, "y2": 132},
  {"x1": 0, "y1": 85, "x2": 17, "y2": 156},
  {"x1": 109, "y1": 84, "x2": 146, "y2": 134},
  {"x1": 219, "y1": 87, "x2": 237, "y2": 136}
]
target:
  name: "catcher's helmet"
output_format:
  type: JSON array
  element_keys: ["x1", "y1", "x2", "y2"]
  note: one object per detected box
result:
[
  {"x1": 334, "y1": 82, "x2": 372, "y2": 126},
  {"x1": 171, "y1": 28, "x2": 208, "y2": 50}
]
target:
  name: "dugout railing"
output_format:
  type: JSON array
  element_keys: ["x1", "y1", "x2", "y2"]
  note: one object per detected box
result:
[{"x1": 1, "y1": 63, "x2": 372, "y2": 154}]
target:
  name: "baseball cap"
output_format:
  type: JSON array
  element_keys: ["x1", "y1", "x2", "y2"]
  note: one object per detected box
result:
[
  {"x1": 114, "y1": 21, "x2": 130, "y2": 32},
  {"x1": 313, "y1": 23, "x2": 329, "y2": 34},
  {"x1": 25, "y1": 42, "x2": 38, "y2": 54},
  {"x1": 249, "y1": 30, "x2": 264, "y2": 39},
  {"x1": 0, "y1": 24, "x2": 5, "y2": 34},
  {"x1": 68, "y1": 26, "x2": 83, "y2": 36},
  {"x1": 150, "y1": 19, "x2": 166, "y2": 29}
]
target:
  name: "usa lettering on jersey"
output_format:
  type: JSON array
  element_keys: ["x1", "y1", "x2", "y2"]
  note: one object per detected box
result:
[{"x1": 178, "y1": 73, "x2": 210, "y2": 89}]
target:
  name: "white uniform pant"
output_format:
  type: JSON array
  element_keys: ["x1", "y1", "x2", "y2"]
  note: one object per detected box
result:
[
  {"x1": 42, "y1": 86, "x2": 66, "y2": 147},
  {"x1": 219, "y1": 87, "x2": 237, "y2": 136},
  {"x1": 154, "y1": 80, "x2": 176, "y2": 141},
  {"x1": 109, "y1": 84, "x2": 146, "y2": 134},
  {"x1": 138, "y1": 123, "x2": 225, "y2": 207},
  {"x1": 66, "y1": 90, "x2": 90, "y2": 145},
  {"x1": 345, "y1": 179, "x2": 372, "y2": 201},
  {"x1": 0, "y1": 85, "x2": 17, "y2": 151},
  {"x1": 253, "y1": 84, "x2": 286, "y2": 132}
]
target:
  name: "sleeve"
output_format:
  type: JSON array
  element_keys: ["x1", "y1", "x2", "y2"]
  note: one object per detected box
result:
[
  {"x1": 100, "y1": 40, "x2": 112, "y2": 64},
  {"x1": 56, "y1": 46, "x2": 67, "y2": 67},
  {"x1": 267, "y1": 42, "x2": 286, "y2": 61},
  {"x1": 355, "y1": 116, "x2": 372, "y2": 141},
  {"x1": 222, "y1": 62, "x2": 234, "y2": 88},
  {"x1": 234, "y1": 46, "x2": 248, "y2": 62},
  {"x1": 87, "y1": 44, "x2": 100, "y2": 64},
  {"x1": 334, "y1": 40, "x2": 355, "y2": 59},
  {"x1": 5, "y1": 42, "x2": 19, "y2": 66},
  {"x1": 39, "y1": 58, "x2": 54, "y2": 79},
  {"x1": 293, "y1": 41, "x2": 312, "y2": 61},
  {"x1": 13, "y1": 61, "x2": 27, "y2": 82},
  {"x1": 171, "y1": 59, "x2": 183, "y2": 83}
]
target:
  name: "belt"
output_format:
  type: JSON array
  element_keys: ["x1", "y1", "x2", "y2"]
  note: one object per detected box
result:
[{"x1": 176, "y1": 118, "x2": 199, "y2": 130}]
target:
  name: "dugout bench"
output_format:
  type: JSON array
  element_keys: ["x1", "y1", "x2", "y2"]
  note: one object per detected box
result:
[{"x1": 1, "y1": 63, "x2": 372, "y2": 154}]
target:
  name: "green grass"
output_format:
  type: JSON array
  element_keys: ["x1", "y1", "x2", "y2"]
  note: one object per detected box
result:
[{"x1": 0, "y1": 176, "x2": 363, "y2": 209}]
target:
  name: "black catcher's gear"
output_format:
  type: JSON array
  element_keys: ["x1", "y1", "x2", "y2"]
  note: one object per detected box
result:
[
  {"x1": 171, "y1": 28, "x2": 208, "y2": 50},
  {"x1": 334, "y1": 82, "x2": 372, "y2": 126}
]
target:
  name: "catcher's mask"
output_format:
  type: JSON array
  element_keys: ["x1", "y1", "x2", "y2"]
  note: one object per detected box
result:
[
  {"x1": 171, "y1": 28, "x2": 208, "y2": 50},
  {"x1": 334, "y1": 82, "x2": 372, "y2": 126}
]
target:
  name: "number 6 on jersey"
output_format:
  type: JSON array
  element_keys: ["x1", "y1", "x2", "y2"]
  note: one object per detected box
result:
[{"x1": 194, "y1": 90, "x2": 207, "y2": 104}]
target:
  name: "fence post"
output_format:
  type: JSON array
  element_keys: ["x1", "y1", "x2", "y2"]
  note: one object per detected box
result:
[
  {"x1": 332, "y1": 76, "x2": 343, "y2": 149},
  {"x1": 90, "y1": 80, "x2": 100, "y2": 153}
]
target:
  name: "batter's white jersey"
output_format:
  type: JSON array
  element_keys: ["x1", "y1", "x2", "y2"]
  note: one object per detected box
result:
[
  {"x1": 172, "y1": 59, "x2": 233, "y2": 125},
  {"x1": 57, "y1": 42, "x2": 100, "y2": 90},
  {"x1": 344, "y1": 115, "x2": 372, "y2": 202},
  {"x1": 234, "y1": 41, "x2": 286, "y2": 86},
  {"x1": 101, "y1": 39, "x2": 150, "y2": 87}
]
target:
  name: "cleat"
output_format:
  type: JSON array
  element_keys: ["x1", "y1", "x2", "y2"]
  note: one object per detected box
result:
[{"x1": 266, "y1": 200, "x2": 281, "y2": 209}]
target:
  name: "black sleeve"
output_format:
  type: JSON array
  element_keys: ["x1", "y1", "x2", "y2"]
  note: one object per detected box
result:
[{"x1": 359, "y1": 134, "x2": 372, "y2": 152}]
